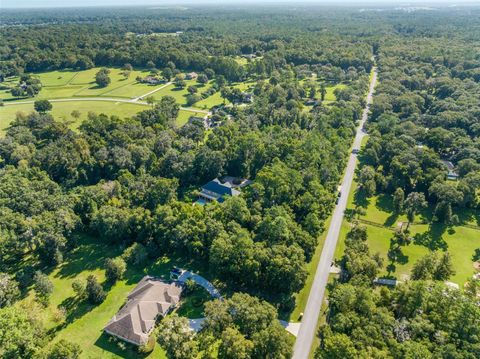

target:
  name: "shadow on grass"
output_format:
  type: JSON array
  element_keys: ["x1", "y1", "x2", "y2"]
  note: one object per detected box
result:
[
  {"x1": 176, "y1": 285, "x2": 211, "y2": 319},
  {"x1": 94, "y1": 332, "x2": 151, "y2": 359},
  {"x1": 353, "y1": 188, "x2": 370, "y2": 209},
  {"x1": 413, "y1": 223, "x2": 448, "y2": 251},
  {"x1": 56, "y1": 236, "x2": 122, "y2": 279},
  {"x1": 48, "y1": 296, "x2": 96, "y2": 336},
  {"x1": 457, "y1": 208, "x2": 480, "y2": 227}
]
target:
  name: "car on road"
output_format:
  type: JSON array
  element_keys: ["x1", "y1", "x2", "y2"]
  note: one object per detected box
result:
[{"x1": 352, "y1": 148, "x2": 360, "y2": 154}]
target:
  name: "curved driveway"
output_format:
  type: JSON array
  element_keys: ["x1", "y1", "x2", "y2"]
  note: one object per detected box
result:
[{"x1": 292, "y1": 68, "x2": 378, "y2": 359}]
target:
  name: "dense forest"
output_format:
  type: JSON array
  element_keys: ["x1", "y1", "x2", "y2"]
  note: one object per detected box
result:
[{"x1": 0, "y1": 4, "x2": 479, "y2": 359}]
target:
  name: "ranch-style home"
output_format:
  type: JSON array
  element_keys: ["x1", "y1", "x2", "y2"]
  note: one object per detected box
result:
[{"x1": 104, "y1": 276, "x2": 183, "y2": 346}]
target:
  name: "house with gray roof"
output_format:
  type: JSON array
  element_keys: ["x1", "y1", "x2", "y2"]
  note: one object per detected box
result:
[
  {"x1": 196, "y1": 178, "x2": 241, "y2": 205},
  {"x1": 104, "y1": 276, "x2": 183, "y2": 346},
  {"x1": 195, "y1": 177, "x2": 252, "y2": 205},
  {"x1": 441, "y1": 160, "x2": 459, "y2": 181}
]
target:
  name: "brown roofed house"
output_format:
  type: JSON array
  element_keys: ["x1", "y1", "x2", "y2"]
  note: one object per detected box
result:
[{"x1": 104, "y1": 276, "x2": 183, "y2": 346}]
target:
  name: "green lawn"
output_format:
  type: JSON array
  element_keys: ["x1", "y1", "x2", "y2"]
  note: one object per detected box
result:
[
  {"x1": 0, "y1": 101, "x2": 199, "y2": 134},
  {"x1": 152, "y1": 80, "x2": 213, "y2": 107},
  {"x1": 16, "y1": 234, "x2": 215, "y2": 358},
  {"x1": 103, "y1": 82, "x2": 168, "y2": 99},
  {"x1": 35, "y1": 70, "x2": 80, "y2": 87}
]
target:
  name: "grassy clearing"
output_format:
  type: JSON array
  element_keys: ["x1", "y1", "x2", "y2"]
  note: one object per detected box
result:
[
  {"x1": 35, "y1": 70, "x2": 80, "y2": 87},
  {"x1": 0, "y1": 101, "x2": 197, "y2": 134},
  {"x1": 334, "y1": 141, "x2": 480, "y2": 287},
  {"x1": 152, "y1": 80, "x2": 213, "y2": 107},
  {"x1": 103, "y1": 82, "x2": 168, "y2": 99},
  {"x1": 322, "y1": 83, "x2": 346, "y2": 102}
]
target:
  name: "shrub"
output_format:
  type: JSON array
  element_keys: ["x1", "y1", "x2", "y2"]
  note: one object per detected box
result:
[
  {"x1": 33, "y1": 271, "x2": 54, "y2": 306},
  {"x1": 71, "y1": 278, "x2": 86, "y2": 298},
  {"x1": 122, "y1": 243, "x2": 148, "y2": 266},
  {"x1": 105, "y1": 257, "x2": 127, "y2": 283},
  {"x1": 138, "y1": 333, "x2": 156, "y2": 354},
  {"x1": 86, "y1": 275, "x2": 106, "y2": 304}
]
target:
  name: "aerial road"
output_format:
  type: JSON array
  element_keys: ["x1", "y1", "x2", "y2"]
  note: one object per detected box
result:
[{"x1": 292, "y1": 67, "x2": 378, "y2": 359}]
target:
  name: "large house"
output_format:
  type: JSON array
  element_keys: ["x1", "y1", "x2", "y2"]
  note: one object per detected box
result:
[
  {"x1": 196, "y1": 177, "x2": 251, "y2": 205},
  {"x1": 441, "y1": 160, "x2": 459, "y2": 181},
  {"x1": 104, "y1": 277, "x2": 183, "y2": 346},
  {"x1": 185, "y1": 72, "x2": 198, "y2": 80}
]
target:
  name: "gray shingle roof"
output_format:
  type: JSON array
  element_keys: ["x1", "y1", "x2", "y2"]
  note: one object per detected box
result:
[{"x1": 104, "y1": 276, "x2": 183, "y2": 345}]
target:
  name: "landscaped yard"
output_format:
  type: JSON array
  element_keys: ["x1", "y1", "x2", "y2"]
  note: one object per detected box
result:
[{"x1": 15, "y1": 234, "x2": 215, "y2": 358}]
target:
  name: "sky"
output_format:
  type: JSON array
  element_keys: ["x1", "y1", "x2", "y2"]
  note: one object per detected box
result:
[{"x1": 2, "y1": 0, "x2": 478, "y2": 9}]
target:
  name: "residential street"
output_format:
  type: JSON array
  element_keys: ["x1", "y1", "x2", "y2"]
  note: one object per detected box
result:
[{"x1": 292, "y1": 67, "x2": 378, "y2": 359}]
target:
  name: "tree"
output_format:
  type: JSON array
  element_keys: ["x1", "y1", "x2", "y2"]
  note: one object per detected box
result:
[
  {"x1": 218, "y1": 327, "x2": 253, "y2": 359},
  {"x1": 71, "y1": 110, "x2": 81, "y2": 119},
  {"x1": 145, "y1": 96, "x2": 155, "y2": 108},
  {"x1": 122, "y1": 63, "x2": 133, "y2": 71},
  {"x1": 0, "y1": 273, "x2": 20, "y2": 308},
  {"x1": 34, "y1": 99, "x2": 52, "y2": 113},
  {"x1": 47, "y1": 339, "x2": 82, "y2": 359},
  {"x1": 174, "y1": 75, "x2": 186, "y2": 89},
  {"x1": 157, "y1": 314, "x2": 198, "y2": 359},
  {"x1": 316, "y1": 333, "x2": 357, "y2": 359},
  {"x1": 320, "y1": 83, "x2": 327, "y2": 101},
  {"x1": 216, "y1": 75, "x2": 226, "y2": 88},
  {"x1": 34, "y1": 271, "x2": 54, "y2": 306},
  {"x1": 85, "y1": 275, "x2": 106, "y2": 304},
  {"x1": 187, "y1": 85, "x2": 198, "y2": 94},
  {"x1": 251, "y1": 320, "x2": 293, "y2": 359},
  {"x1": 105, "y1": 257, "x2": 126, "y2": 283},
  {"x1": 411, "y1": 252, "x2": 455, "y2": 281},
  {"x1": 95, "y1": 68, "x2": 111, "y2": 87},
  {"x1": 71, "y1": 278, "x2": 86, "y2": 299},
  {"x1": 357, "y1": 166, "x2": 376, "y2": 197},
  {"x1": 186, "y1": 93, "x2": 202, "y2": 106},
  {"x1": 393, "y1": 187, "x2": 405, "y2": 213},
  {"x1": 0, "y1": 306, "x2": 46, "y2": 358},
  {"x1": 120, "y1": 70, "x2": 131, "y2": 80},
  {"x1": 404, "y1": 192, "x2": 427, "y2": 229},
  {"x1": 162, "y1": 67, "x2": 173, "y2": 81},
  {"x1": 434, "y1": 252, "x2": 455, "y2": 280},
  {"x1": 197, "y1": 73, "x2": 209, "y2": 84}
]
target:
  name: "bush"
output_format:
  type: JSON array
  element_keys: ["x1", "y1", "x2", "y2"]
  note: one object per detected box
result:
[
  {"x1": 34, "y1": 99, "x2": 52, "y2": 113},
  {"x1": 47, "y1": 339, "x2": 82, "y2": 359},
  {"x1": 138, "y1": 333, "x2": 156, "y2": 354},
  {"x1": 122, "y1": 243, "x2": 148, "y2": 266},
  {"x1": 33, "y1": 271, "x2": 54, "y2": 306},
  {"x1": 71, "y1": 278, "x2": 86, "y2": 298},
  {"x1": 105, "y1": 257, "x2": 127, "y2": 283},
  {"x1": 86, "y1": 275, "x2": 106, "y2": 304}
]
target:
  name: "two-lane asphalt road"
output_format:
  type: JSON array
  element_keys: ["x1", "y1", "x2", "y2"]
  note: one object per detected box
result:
[{"x1": 292, "y1": 67, "x2": 378, "y2": 359}]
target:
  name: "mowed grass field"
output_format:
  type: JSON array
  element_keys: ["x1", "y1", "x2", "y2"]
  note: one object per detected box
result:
[
  {"x1": 0, "y1": 101, "x2": 202, "y2": 134},
  {"x1": 334, "y1": 150, "x2": 480, "y2": 287}
]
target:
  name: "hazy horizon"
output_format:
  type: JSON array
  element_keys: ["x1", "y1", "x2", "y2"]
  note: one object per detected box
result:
[{"x1": 2, "y1": 0, "x2": 479, "y2": 9}]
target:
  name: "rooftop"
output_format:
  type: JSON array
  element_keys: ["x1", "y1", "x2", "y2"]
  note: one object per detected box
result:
[{"x1": 104, "y1": 276, "x2": 183, "y2": 345}]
